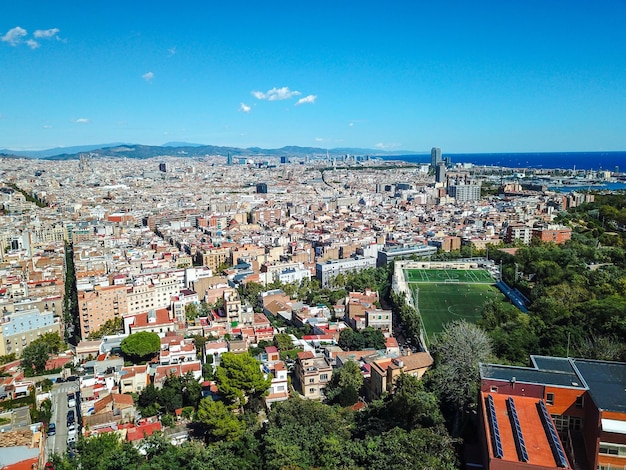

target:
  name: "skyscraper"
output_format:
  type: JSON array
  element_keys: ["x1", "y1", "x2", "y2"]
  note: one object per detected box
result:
[
  {"x1": 431, "y1": 147, "x2": 442, "y2": 168},
  {"x1": 435, "y1": 162, "x2": 447, "y2": 183}
]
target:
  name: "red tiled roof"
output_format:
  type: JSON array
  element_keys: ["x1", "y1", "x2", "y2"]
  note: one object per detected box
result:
[
  {"x1": 45, "y1": 356, "x2": 72, "y2": 371},
  {"x1": 385, "y1": 337, "x2": 399, "y2": 347},
  {"x1": 126, "y1": 422, "x2": 162, "y2": 442},
  {"x1": 297, "y1": 351, "x2": 314, "y2": 360},
  {"x1": 128, "y1": 308, "x2": 173, "y2": 327}
]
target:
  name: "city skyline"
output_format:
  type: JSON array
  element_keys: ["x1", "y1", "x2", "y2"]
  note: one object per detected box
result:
[{"x1": 2, "y1": 1, "x2": 626, "y2": 153}]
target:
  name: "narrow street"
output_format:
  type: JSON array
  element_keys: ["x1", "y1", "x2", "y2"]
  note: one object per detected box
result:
[{"x1": 45, "y1": 381, "x2": 80, "y2": 460}]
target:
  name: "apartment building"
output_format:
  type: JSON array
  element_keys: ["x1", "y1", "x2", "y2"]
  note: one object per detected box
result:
[
  {"x1": 368, "y1": 352, "x2": 434, "y2": 400},
  {"x1": 223, "y1": 288, "x2": 243, "y2": 326},
  {"x1": 0, "y1": 308, "x2": 60, "y2": 356},
  {"x1": 263, "y1": 360, "x2": 289, "y2": 407},
  {"x1": 315, "y1": 257, "x2": 377, "y2": 287},
  {"x1": 531, "y1": 225, "x2": 572, "y2": 245},
  {"x1": 118, "y1": 365, "x2": 148, "y2": 394},
  {"x1": 78, "y1": 284, "x2": 128, "y2": 338},
  {"x1": 294, "y1": 351, "x2": 333, "y2": 400},
  {"x1": 197, "y1": 247, "x2": 231, "y2": 272},
  {"x1": 365, "y1": 308, "x2": 393, "y2": 336},
  {"x1": 126, "y1": 276, "x2": 181, "y2": 315},
  {"x1": 124, "y1": 308, "x2": 176, "y2": 338},
  {"x1": 505, "y1": 225, "x2": 533, "y2": 245}
]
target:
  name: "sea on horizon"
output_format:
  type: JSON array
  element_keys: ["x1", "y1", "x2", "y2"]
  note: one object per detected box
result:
[{"x1": 379, "y1": 151, "x2": 625, "y2": 171}]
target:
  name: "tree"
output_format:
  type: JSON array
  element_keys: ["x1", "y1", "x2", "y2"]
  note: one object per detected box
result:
[
  {"x1": 262, "y1": 398, "x2": 354, "y2": 470},
  {"x1": 121, "y1": 332, "x2": 161, "y2": 362},
  {"x1": 196, "y1": 398, "x2": 245, "y2": 442},
  {"x1": 386, "y1": 374, "x2": 443, "y2": 430},
  {"x1": 38, "y1": 378, "x2": 54, "y2": 393},
  {"x1": 338, "y1": 328, "x2": 356, "y2": 350},
  {"x1": 356, "y1": 427, "x2": 458, "y2": 470},
  {"x1": 21, "y1": 341, "x2": 49, "y2": 376},
  {"x1": 215, "y1": 353, "x2": 271, "y2": 410},
  {"x1": 36, "y1": 332, "x2": 65, "y2": 354},
  {"x1": 0, "y1": 353, "x2": 17, "y2": 365},
  {"x1": 324, "y1": 360, "x2": 364, "y2": 406},
  {"x1": 361, "y1": 327, "x2": 386, "y2": 349},
  {"x1": 65, "y1": 432, "x2": 142, "y2": 470},
  {"x1": 191, "y1": 334, "x2": 206, "y2": 359},
  {"x1": 273, "y1": 333, "x2": 293, "y2": 351},
  {"x1": 337, "y1": 327, "x2": 384, "y2": 351},
  {"x1": 237, "y1": 282, "x2": 264, "y2": 307},
  {"x1": 185, "y1": 303, "x2": 199, "y2": 322},
  {"x1": 88, "y1": 317, "x2": 123, "y2": 339},
  {"x1": 576, "y1": 334, "x2": 626, "y2": 361},
  {"x1": 137, "y1": 384, "x2": 161, "y2": 416},
  {"x1": 428, "y1": 320, "x2": 492, "y2": 437}
]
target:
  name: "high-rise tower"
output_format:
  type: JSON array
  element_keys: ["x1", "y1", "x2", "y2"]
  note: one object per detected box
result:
[
  {"x1": 435, "y1": 162, "x2": 447, "y2": 183},
  {"x1": 431, "y1": 147, "x2": 442, "y2": 168}
]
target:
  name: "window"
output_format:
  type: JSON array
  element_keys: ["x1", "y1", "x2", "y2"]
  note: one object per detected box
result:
[
  {"x1": 599, "y1": 442, "x2": 626, "y2": 456},
  {"x1": 546, "y1": 393, "x2": 554, "y2": 405},
  {"x1": 490, "y1": 386, "x2": 498, "y2": 393},
  {"x1": 551, "y1": 414, "x2": 568, "y2": 432},
  {"x1": 575, "y1": 395, "x2": 583, "y2": 408},
  {"x1": 320, "y1": 374, "x2": 328, "y2": 381},
  {"x1": 309, "y1": 378, "x2": 314, "y2": 383},
  {"x1": 309, "y1": 388, "x2": 315, "y2": 394}
]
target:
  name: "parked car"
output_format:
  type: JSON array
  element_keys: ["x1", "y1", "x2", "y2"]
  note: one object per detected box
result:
[
  {"x1": 47, "y1": 423, "x2": 56, "y2": 436},
  {"x1": 67, "y1": 409, "x2": 75, "y2": 426}
]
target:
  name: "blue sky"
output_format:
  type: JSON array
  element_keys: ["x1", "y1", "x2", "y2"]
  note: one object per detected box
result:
[{"x1": 2, "y1": 1, "x2": 626, "y2": 153}]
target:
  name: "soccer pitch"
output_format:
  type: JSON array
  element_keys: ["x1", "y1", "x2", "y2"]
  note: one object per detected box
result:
[
  {"x1": 404, "y1": 268, "x2": 494, "y2": 284},
  {"x1": 404, "y1": 269, "x2": 501, "y2": 339}
]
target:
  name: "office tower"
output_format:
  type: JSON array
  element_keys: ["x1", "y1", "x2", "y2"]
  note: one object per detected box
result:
[
  {"x1": 435, "y1": 162, "x2": 447, "y2": 183},
  {"x1": 431, "y1": 147, "x2": 442, "y2": 168},
  {"x1": 227, "y1": 153, "x2": 233, "y2": 166}
]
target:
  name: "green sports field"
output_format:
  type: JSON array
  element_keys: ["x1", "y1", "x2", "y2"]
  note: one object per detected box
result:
[
  {"x1": 404, "y1": 269, "x2": 501, "y2": 341},
  {"x1": 404, "y1": 268, "x2": 494, "y2": 284}
]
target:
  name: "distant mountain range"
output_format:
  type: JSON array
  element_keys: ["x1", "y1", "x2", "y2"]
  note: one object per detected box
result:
[{"x1": 0, "y1": 142, "x2": 420, "y2": 160}]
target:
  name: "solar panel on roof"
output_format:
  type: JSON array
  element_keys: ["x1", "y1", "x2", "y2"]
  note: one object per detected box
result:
[
  {"x1": 506, "y1": 397, "x2": 529, "y2": 463},
  {"x1": 485, "y1": 395, "x2": 504, "y2": 458},
  {"x1": 537, "y1": 401, "x2": 569, "y2": 468}
]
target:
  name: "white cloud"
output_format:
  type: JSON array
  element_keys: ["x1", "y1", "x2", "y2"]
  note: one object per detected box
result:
[
  {"x1": 315, "y1": 137, "x2": 325, "y2": 142},
  {"x1": 168, "y1": 47, "x2": 176, "y2": 57},
  {"x1": 295, "y1": 94, "x2": 317, "y2": 106},
  {"x1": 42, "y1": 125, "x2": 52, "y2": 129},
  {"x1": 142, "y1": 71, "x2": 154, "y2": 82},
  {"x1": 73, "y1": 118, "x2": 90, "y2": 124},
  {"x1": 349, "y1": 122, "x2": 354, "y2": 127},
  {"x1": 375, "y1": 142, "x2": 401, "y2": 150},
  {"x1": 2, "y1": 26, "x2": 27, "y2": 46},
  {"x1": 33, "y1": 28, "x2": 60, "y2": 39},
  {"x1": 251, "y1": 86, "x2": 301, "y2": 101},
  {"x1": 26, "y1": 39, "x2": 39, "y2": 49},
  {"x1": 239, "y1": 102, "x2": 251, "y2": 113}
]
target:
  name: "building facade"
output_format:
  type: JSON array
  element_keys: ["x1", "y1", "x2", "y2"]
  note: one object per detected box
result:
[{"x1": 0, "y1": 308, "x2": 60, "y2": 356}]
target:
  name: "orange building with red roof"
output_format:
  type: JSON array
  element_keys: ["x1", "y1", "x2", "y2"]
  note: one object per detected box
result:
[{"x1": 480, "y1": 391, "x2": 570, "y2": 469}]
